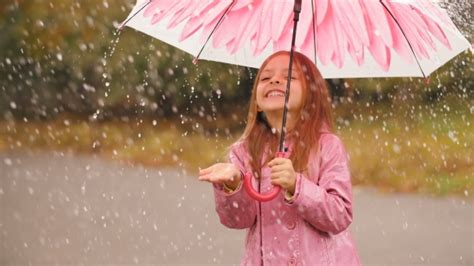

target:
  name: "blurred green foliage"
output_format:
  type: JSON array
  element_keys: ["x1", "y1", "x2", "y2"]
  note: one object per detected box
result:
[{"x1": 0, "y1": 1, "x2": 472, "y2": 122}]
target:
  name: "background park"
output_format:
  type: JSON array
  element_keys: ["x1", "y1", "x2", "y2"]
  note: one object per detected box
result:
[{"x1": 0, "y1": 1, "x2": 472, "y2": 265}]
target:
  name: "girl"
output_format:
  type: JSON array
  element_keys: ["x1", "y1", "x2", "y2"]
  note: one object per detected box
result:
[{"x1": 198, "y1": 51, "x2": 360, "y2": 266}]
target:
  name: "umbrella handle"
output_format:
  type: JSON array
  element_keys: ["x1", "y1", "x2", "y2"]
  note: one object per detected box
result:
[{"x1": 243, "y1": 152, "x2": 288, "y2": 202}]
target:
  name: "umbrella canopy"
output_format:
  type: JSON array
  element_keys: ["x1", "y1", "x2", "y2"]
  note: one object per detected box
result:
[{"x1": 121, "y1": 0, "x2": 470, "y2": 78}]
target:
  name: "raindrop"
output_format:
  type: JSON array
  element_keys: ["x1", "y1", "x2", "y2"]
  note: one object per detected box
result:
[
  {"x1": 83, "y1": 83, "x2": 96, "y2": 92},
  {"x1": 172, "y1": 154, "x2": 179, "y2": 161},
  {"x1": 79, "y1": 43, "x2": 87, "y2": 51},
  {"x1": 3, "y1": 158, "x2": 12, "y2": 166},
  {"x1": 392, "y1": 144, "x2": 401, "y2": 154},
  {"x1": 448, "y1": 131, "x2": 459, "y2": 143}
]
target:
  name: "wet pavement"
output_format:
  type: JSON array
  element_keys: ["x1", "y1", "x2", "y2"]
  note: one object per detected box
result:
[{"x1": 1, "y1": 150, "x2": 472, "y2": 265}]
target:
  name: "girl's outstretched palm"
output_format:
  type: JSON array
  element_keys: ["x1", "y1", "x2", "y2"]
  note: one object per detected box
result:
[{"x1": 198, "y1": 163, "x2": 241, "y2": 190}]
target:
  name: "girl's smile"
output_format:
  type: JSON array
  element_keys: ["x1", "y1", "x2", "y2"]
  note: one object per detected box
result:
[
  {"x1": 255, "y1": 54, "x2": 304, "y2": 130},
  {"x1": 256, "y1": 54, "x2": 304, "y2": 113},
  {"x1": 265, "y1": 89, "x2": 286, "y2": 98}
]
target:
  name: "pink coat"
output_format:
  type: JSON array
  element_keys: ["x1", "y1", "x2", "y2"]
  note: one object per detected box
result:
[{"x1": 212, "y1": 132, "x2": 361, "y2": 266}]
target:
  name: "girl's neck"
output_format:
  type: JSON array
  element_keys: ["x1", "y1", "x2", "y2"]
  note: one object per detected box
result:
[{"x1": 265, "y1": 110, "x2": 298, "y2": 134}]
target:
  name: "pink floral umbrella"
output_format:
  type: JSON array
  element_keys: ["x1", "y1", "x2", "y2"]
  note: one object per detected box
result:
[{"x1": 121, "y1": 0, "x2": 470, "y2": 78}]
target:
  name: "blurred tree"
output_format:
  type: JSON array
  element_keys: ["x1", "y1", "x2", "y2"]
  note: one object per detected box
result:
[{"x1": 0, "y1": 0, "x2": 472, "y2": 123}]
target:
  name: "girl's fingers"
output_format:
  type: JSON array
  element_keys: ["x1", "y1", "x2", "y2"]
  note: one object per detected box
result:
[
  {"x1": 270, "y1": 171, "x2": 288, "y2": 180},
  {"x1": 267, "y1": 158, "x2": 278, "y2": 167},
  {"x1": 270, "y1": 164, "x2": 288, "y2": 173},
  {"x1": 198, "y1": 174, "x2": 211, "y2": 181},
  {"x1": 199, "y1": 173, "x2": 228, "y2": 183},
  {"x1": 268, "y1": 158, "x2": 290, "y2": 167},
  {"x1": 199, "y1": 178, "x2": 214, "y2": 184},
  {"x1": 199, "y1": 166, "x2": 213, "y2": 175},
  {"x1": 270, "y1": 177, "x2": 285, "y2": 187},
  {"x1": 198, "y1": 172, "x2": 217, "y2": 181},
  {"x1": 198, "y1": 163, "x2": 236, "y2": 183}
]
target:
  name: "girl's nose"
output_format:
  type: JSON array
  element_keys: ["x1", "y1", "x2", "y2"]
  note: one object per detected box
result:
[{"x1": 270, "y1": 78, "x2": 281, "y2": 85}]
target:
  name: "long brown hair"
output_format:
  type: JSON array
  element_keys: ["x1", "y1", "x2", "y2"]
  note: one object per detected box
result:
[{"x1": 239, "y1": 51, "x2": 333, "y2": 177}]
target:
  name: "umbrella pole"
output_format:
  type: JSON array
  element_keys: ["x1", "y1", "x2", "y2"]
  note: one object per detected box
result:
[{"x1": 279, "y1": 0, "x2": 302, "y2": 153}]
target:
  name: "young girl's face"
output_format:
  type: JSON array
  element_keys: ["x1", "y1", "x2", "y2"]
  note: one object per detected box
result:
[{"x1": 256, "y1": 54, "x2": 304, "y2": 114}]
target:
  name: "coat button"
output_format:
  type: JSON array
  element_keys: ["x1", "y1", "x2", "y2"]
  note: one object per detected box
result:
[
  {"x1": 287, "y1": 220, "x2": 296, "y2": 230},
  {"x1": 288, "y1": 256, "x2": 297, "y2": 266}
]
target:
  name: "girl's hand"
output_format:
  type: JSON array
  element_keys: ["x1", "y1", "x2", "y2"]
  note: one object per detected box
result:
[
  {"x1": 268, "y1": 158, "x2": 297, "y2": 194},
  {"x1": 198, "y1": 163, "x2": 241, "y2": 190}
]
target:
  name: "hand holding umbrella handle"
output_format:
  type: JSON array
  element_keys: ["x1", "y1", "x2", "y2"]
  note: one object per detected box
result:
[{"x1": 243, "y1": 151, "x2": 288, "y2": 202}]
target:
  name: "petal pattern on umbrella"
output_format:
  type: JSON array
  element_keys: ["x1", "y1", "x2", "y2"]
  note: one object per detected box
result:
[
  {"x1": 253, "y1": 0, "x2": 273, "y2": 56},
  {"x1": 124, "y1": 0, "x2": 471, "y2": 78}
]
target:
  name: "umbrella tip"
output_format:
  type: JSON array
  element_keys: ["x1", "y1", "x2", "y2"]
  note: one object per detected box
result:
[
  {"x1": 116, "y1": 20, "x2": 128, "y2": 33},
  {"x1": 117, "y1": 24, "x2": 125, "y2": 32},
  {"x1": 192, "y1": 57, "x2": 199, "y2": 65},
  {"x1": 424, "y1": 77, "x2": 430, "y2": 86}
]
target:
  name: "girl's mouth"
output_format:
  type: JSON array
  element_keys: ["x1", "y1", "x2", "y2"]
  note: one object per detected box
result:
[{"x1": 265, "y1": 90, "x2": 285, "y2": 98}]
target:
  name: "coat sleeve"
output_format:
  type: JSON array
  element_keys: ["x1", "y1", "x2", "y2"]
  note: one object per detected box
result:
[
  {"x1": 212, "y1": 143, "x2": 258, "y2": 229},
  {"x1": 285, "y1": 134, "x2": 354, "y2": 234}
]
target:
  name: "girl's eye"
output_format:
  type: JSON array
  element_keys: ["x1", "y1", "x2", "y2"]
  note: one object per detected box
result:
[{"x1": 261, "y1": 77, "x2": 270, "y2": 81}]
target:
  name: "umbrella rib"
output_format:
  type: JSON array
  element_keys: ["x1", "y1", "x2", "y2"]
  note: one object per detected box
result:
[
  {"x1": 379, "y1": 0, "x2": 426, "y2": 78},
  {"x1": 193, "y1": 0, "x2": 236, "y2": 64},
  {"x1": 311, "y1": 0, "x2": 317, "y2": 67},
  {"x1": 118, "y1": 0, "x2": 153, "y2": 32}
]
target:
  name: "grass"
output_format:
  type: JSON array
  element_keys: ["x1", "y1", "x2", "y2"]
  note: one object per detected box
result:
[
  {"x1": 0, "y1": 102, "x2": 472, "y2": 197},
  {"x1": 340, "y1": 118, "x2": 473, "y2": 196},
  {"x1": 335, "y1": 98, "x2": 473, "y2": 196},
  {"x1": 0, "y1": 117, "x2": 234, "y2": 170}
]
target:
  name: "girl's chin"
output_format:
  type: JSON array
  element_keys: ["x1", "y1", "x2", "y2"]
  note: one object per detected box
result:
[
  {"x1": 259, "y1": 100, "x2": 285, "y2": 109},
  {"x1": 260, "y1": 107, "x2": 285, "y2": 113}
]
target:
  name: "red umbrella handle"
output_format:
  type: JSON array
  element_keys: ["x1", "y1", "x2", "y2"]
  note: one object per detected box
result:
[{"x1": 243, "y1": 151, "x2": 288, "y2": 202}]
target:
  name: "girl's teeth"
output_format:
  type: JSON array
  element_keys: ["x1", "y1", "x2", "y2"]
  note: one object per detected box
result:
[{"x1": 268, "y1": 92, "x2": 284, "y2": 97}]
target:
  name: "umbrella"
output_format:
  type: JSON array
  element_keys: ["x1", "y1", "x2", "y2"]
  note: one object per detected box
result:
[
  {"x1": 120, "y1": 0, "x2": 470, "y2": 78},
  {"x1": 119, "y1": 0, "x2": 471, "y2": 201}
]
